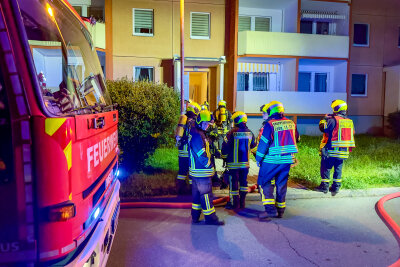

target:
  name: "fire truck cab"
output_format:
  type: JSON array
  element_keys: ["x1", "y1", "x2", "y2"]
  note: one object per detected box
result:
[{"x1": 0, "y1": 0, "x2": 120, "y2": 265}]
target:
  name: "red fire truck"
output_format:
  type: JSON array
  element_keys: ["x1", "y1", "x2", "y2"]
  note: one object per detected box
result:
[{"x1": 0, "y1": 0, "x2": 120, "y2": 265}]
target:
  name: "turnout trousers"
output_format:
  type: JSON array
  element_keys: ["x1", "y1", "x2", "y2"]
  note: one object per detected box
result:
[
  {"x1": 320, "y1": 157, "x2": 344, "y2": 190},
  {"x1": 177, "y1": 156, "x2": 191, "y2": 193},
  {"x1": 229, "y1": 168, "x2": 249, "y2": 208},
  {"x1": 190, "y1": 177, "x2": 218, "y2": 223},
  {"x1": 258, "y1": 163, "x2": 291, "y2": 216}
]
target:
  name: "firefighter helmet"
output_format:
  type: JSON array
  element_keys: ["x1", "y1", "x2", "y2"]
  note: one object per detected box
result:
[
  {"x1": 218, "y1": 100, "x2": 227, "y2": 107},
  {"x1": 187, "y1": 100, "x2": 201, "y2": 115},
  {"x1": 261, "y1": 101, "x2": 284, "y2": 116},
  {"x1": 201, "y1": 101, "x2": 210, "y2": 110},
  {"x1": 196, "y1": 110, "x2": 212, "y2": 125},
  {"x1": 232, "y1": 111, "x2": 247, "y2": 125},
  {"x1": 331, "y1": 99, "x2": 347, "y2": 113}
]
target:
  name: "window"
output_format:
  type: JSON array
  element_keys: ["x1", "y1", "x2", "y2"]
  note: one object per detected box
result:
[
  {"x1": 253, "y1": 73, "x2": 269, "y2": 91},
  {"x1": 190, "y1": 12, "x2": 210, "y2": 39},
  {"x1": 353, "y1": 23, "x2": 369, "y2": 46},
  {"x1": 237, "y1": 73, "x2": 249, "y2": 91},
  {"x1": 300, "y1": 21, "x2": 313, "y2": 34},
  {"x1": 72, "y1": 6, "x2": 82, "y2": 16},
  {"x1": 133, "y1": 9, "x2": 153, "y2": 36},
  {"x1": 254, "y1": 17, "x2": 270, "y2": 32},
  {"x1": 88, "y1": 6, "x2": 104, "y2": 21},
  {"x1": 238, "y1": 16, "x2": 251, "y2": 32},
  {"x1": 238, "y1": 16, "x2": 271, "y2": 32},
  {"x1": 134, "y1": 67, "x2": 154, "y2": 82},
  {"x1": 298, "y1": 72, "x2": 311, "y2": 92},
  {"x1": 351, "y1": 74, "x2": 367, "y2": 96},
  {"x1": 314, "y1": 73, "x2": 327, "y2": 92},
  {"x1": 298, "y1": 72, "x2": 328, "y2": 92},
  {"x1": 22, "y1": 0, "x2": 111, "y2": 115}
]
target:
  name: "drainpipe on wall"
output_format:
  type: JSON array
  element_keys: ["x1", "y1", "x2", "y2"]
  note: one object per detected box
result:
[{"x1": 218, "y1": 56, "x2": 226, "y2": 103}]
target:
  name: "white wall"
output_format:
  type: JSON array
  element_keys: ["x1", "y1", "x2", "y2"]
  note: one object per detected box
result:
[
  {"x1": 239, "y1": 7, "x2": 283, "y2": 32},
  {"x1": 333, "y1": 62, "x2": 347, "y2": 93},
  {"x1": 283, "y1": 1, "x2": 298, "y2": 33},
  {"x1": 281, "y1": 59, "x2": 296, "y2": 91},
  {"x1": 236, "y1": 91, "x2": 347, "y2": 114}
]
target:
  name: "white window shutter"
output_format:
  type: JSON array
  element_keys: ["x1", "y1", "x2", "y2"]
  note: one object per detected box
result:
[
  {"x1": 134, "y1": 9, "x2": 153, "y2": 34},
  {"x1": 238, "y1": 16, "x2": 251, "y2": 32},
  {"x1": 191, "y1": 13, "x2": 210, "y2": 38},
  {"x1": 255, "y1": 17, "x2": 270, "y2": 32}
]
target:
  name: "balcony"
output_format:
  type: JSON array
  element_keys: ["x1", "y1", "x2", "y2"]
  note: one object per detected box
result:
[
  {"x1": 238, "y1": 31, "x2": 349, "y2": 59},
  {"x1": 236, "y1": 91, "x2": 347, "y2": 114},
  {"x1": 84, "y1": 21, "x2": 105, "y2": 50}
]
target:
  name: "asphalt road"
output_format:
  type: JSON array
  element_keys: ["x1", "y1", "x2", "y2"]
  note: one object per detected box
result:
[{"x1": 107, "y1": 196, "x2": 400, "y2": 267}]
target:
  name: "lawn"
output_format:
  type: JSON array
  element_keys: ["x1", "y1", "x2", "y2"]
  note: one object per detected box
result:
[{"x1": 119, "y1": 135, "x2": 400, "y2": 198}]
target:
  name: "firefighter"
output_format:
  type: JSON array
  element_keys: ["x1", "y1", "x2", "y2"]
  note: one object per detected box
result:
[
  {"x1": 221, "y1": 111, "x2": 256, "y2": 210},
  {"x1": 175, "y1": 101, "x2": 201, "y2": 194},
  {"x1": 315, "y1": 100, "x2": 355, "y2": 196},
  {"x1": 213, "y1": 100, "x2": 233, "y2": 151},
  {"x1": 256, "y1": 101, "x2": 299, "y2": 220},
  {"x1": 201, "y1": 101, "x2": 209, "y2": 111},
  {"x1": 188, "y1": 110, "x2": 225, "y2": 225}
]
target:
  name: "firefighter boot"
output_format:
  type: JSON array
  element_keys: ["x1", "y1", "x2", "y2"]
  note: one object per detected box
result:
[
  {"x1": 258, "y1": 212, "x2": 271, "y2": 221},
  {"x1": 239, "y1": 192, "x2": 247, "y2": 209},
  {"x1": 276, "y1": 207, "x2": 285, "y2": 218},
  {"x1": 225, "y1": 196, "x2": 240, "y2": 210},
  {"x1": 329, "y1": 183, "x2": 340, "y2": 196},
  {"x1": 314, "y1": 182, "x2": 329, "y2": 194}
]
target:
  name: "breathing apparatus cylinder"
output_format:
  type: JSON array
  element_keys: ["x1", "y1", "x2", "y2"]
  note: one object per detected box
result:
[
  {"x1": 175, "y1": 114, "x2": 188, "y2": 139},
  {"x1": 219, "y1": 107, "x2": 227, "y2": 123}
]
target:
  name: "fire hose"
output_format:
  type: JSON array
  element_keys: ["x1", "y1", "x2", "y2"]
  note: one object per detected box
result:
[
  {"x1": 376, "y1": 192, "x2": 400, "y2": 267},
  {"x1": 121, "y1": 196, "x2": 230, "y2": 209}
]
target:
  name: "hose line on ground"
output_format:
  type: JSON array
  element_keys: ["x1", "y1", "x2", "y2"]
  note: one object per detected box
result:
[
  {"x1": 120, "y1": 196, "x2": 230, "y2": 209},
  {"x1": 376, "y1": 192, "x2": 400, "y2": 267}
]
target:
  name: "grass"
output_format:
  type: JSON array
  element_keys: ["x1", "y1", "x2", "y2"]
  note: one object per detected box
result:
[
  {"x1": 119, "y1": 135, "x2": 400, "y2": 198},
  {"x1": 291, "y1": 135, "x2": 400, "y2": 189}
]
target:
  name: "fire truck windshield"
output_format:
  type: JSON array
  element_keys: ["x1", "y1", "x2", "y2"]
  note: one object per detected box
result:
[{"x1": 19, "y1": 0, "x2": 112, "y2": 115}]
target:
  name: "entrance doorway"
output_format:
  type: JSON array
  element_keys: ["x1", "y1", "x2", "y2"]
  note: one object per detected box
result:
[{"x1": 187, "y1": 71, "x2": 208, "y2": 105}]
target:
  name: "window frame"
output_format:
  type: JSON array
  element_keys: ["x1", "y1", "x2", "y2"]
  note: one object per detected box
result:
[
  {"x1": 133, "y1": 66, "x2": 154, "y2": 82},
  {"x1": 190, "y1": 12, "x2": 211, "y2": 40},
  {"x1": 351, "y1": 73, "x2": 368, "y2": 97},
  {"x1": 132, "y1": 8, "x2": 154, "y2": 37},
  {"x1": 238, "y1": 14, "x2": 272, "y2": 32},
  {"x1": 298, "y1": 71, "x2": 329, "y2": 92},
  {"x1": 353, "y1": 23, "x2": 370, "y2": 47}
]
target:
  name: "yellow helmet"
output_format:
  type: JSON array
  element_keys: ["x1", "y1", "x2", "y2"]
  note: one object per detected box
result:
[
  {"x1": 196, "y1": 110, "x2": 212, "y2": 125},
  {"x1": 187, "y1": 100, "x2": 201, "y2": 115},
  {"x1": 218, "y1": 100, "x2": 227, "y2": 107},
  {"x1": 331, "y1": 99, "x2": 347, "y2": 113},
  {"x1": 260, "y1": 101, "x2": 284, "y2": 116},
  {"x1": 232, "y1": 111, "x2": 247, "y2": 125}
]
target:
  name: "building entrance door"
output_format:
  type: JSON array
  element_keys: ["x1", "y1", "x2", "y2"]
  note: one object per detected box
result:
[{"x1": 188, "y1": 71, "x2": 208, "y2": 105}]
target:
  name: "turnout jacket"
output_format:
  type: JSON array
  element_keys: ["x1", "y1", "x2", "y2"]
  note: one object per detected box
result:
[
  {"x1": 255, "y1": 114, "x2": 299, "y2": 164},
  {"x1": 178, "y1": 112, "x2": 196, "y2": 158},
  {"x1": 221, "y1": 125, "x2": 256, "y2": 169},
  {"x1": 319, "y1": 113, "x2": 355, "y2": 159},
  {"x1": 188, "y1": 125, "x2": 215, "y2": 178}
]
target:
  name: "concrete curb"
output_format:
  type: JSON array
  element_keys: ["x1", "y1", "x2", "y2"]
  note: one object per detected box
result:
[{"x1": 214, "y1": 187, "x2": 400, "y2": 200}]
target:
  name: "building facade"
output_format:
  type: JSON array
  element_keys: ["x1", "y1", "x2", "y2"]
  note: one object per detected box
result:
[{"x1": 70, "y1": 0, "x2": 400, "y2": 135}]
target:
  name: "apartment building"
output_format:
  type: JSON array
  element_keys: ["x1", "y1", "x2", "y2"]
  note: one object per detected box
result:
[
  {"x1": 349, "y1": 0, "x2": 400, "y2": 134},
  {"x1": 70, "y1": 0, "x2": 400, "y2": 135}
]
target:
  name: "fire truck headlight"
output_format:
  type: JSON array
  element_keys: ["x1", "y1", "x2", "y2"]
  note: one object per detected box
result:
[
  {"x1": 48, "y1": 203, "x2": 76, "y2": 221},
  {"x1": 94, "y1": 207, "x2": 100, "y2": 219}
]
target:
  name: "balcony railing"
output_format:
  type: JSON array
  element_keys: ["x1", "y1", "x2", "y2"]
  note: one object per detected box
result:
[
  {"x1": 236, "y1": 91, "x2": 347, "y2": 114},
  {"x1": 84, "y1": 21, "x2": 105, "y2": 50},
  {"x1": 238, "y1": 31, "x2": 349, "y2": 58}
]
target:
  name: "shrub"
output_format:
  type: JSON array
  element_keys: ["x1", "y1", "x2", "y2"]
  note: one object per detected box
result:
[
  {"x1": 107, "y1": 79, "x2": 180, "y2": 173},
  {"x1": 388, "y1": 111, "x2": 400, "y2": 138}
]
